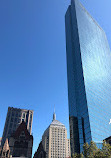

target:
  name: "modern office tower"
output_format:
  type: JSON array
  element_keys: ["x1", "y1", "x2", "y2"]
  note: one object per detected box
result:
[
  {"x1": 39, "y1": 112, "x2": 70, "y2": 158},
  {"x1": 2, "y1": 107, "x2": 33, "y2": 146},
  {"x1": 65, "y1": 0, "x2": 111, "y2": 155}
]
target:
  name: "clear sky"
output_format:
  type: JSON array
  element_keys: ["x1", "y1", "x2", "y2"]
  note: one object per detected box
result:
[{"x1": 0, "y1": 0, "x2": 111, "y2": 156}]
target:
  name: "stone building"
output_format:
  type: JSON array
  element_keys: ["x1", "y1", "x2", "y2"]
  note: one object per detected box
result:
[
  {"x1": 9, "y1": 121, "x2": 33, "y2": 158},
  {"x1": 2, "y1": 107, "x2": 33, "y2": 146},
  {"x1": 104, "y1": 136, "x2": 111, "y2": 145},
  {"x1": 0, "y1": 138, "x2": 2, "y2": 147},
  {"x1": 0, "y1": 139, "x2": 10, "y2": 158},
  {"x1": 33, "y1": 141, "x2": 46, "y2": 158},
  {"x1": 67, "y1": 139, "x2": 71, "y2": 158},
  {"x1": 34, "y1": 112, "x2": 70, "y2": 158}
]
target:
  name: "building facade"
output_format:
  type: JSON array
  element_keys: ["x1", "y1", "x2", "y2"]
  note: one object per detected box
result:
[
  {"x1": 9, "y1": 122, "x2": 33, "y2": 158},
  {"x1": 0, "y1": 139, "x2": 10, "y2": 158},
  {"x1": 2, "y1": 107, "x2": 33, "y2": 146},
  {"x1": 104, "y1": 136, "x2": 111, "y2": 146},
  {"x1": 0, "y1": 138, "x2": 2, "y2": 147},
  {"x1": 36, "y1": 112, "x2": 70, "y2": 158},
  {"x1": 67, "y1": 139, "x2": 71, "y2": 158},
  {"x1": 33, "y1": 141, "x2": 46, "y2": 158},
  {"x1": 65, "y1": 0, "x2": 111, "y2": 155}
]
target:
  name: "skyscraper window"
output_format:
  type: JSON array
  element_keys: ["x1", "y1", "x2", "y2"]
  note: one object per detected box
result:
[{"x1": 65, "y1": 0, "x2": 111, "y2": 155}]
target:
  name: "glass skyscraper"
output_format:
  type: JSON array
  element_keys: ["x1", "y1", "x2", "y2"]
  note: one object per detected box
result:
[{"x1": 65, "y1": 0, "x2": 111, "y2": 154}]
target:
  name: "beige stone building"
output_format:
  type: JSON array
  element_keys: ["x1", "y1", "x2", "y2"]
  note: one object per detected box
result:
[
  {"x1": 41, "y1": 112, "x2": 71, "y2": 158},
  {"x1": 67, "y1": 139, "x2": 71, "y2": 158}
]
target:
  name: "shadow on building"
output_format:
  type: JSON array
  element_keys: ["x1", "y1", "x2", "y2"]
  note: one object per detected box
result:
[
  {"x1": 33, "y1": 141, "x2": 46, "y2": 158},
  {"x1": 9, "y1": 121, "x2": 33, "y2": 158}
]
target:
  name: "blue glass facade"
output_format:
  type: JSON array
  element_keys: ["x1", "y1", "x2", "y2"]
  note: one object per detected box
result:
[{"x1": 65, "y1": 0, "x2": 111, "y2": 154}]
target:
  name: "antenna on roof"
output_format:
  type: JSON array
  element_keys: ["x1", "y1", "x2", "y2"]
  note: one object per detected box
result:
[
  {"x1": 53, "y1": 105, "x2": 56, "y2": 121},
  {"x1": 54, "y1": 104, "x2": 55, "y2": 113}
]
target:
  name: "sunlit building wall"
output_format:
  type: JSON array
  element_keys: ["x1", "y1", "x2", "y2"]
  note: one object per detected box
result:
[
  {"x1": 42, "y1": 113, "x2": 70, "y2": 158},
  {"x1": 65, "y1": 0, "x2": 111, "y2": 154}
]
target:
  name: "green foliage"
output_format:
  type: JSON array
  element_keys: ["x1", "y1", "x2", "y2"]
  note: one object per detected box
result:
[
  {"x1": 72, "y1": 153, "x2": 84, "y2": 158},
  {"x1": 102, "y1": 141, "x2": 111, "y2": 158},
  {"x1": 72, "y1": 153, "x2": 79, "y2": 158},
  {"x1": 83, "y1": 142, "x2": 89, "y2": 158},
  {"x1": 94, "y1": 149, "x2": 104, "y2": 158},
  {"x1": 72, "y1": 141, "x2": 111, "y2": 158},
  {"x1": 79, "y1": 153, "x2": 84, "y2": 158},
  {"x1": 83, "y1": 141, "x2": 98, "y2": 158},
  {"x1": 89, "y1": 141, "x2": 98, "y2": 157}
]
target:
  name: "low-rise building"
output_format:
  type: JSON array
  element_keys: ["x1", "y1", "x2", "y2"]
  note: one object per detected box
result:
[
  {"x1": 104, "y1": 136, "x2": 111, "y2": 145},
  {"x1": 9, "y1": 122, "x2": 33, "y2": 158},
  {"x1": 0, "y1": 138, "x2": 10, "y2": 158}
]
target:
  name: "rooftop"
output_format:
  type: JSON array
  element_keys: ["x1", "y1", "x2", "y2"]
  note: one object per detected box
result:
[
  {"x1": 50, "y1": 111, "x2": 65, "y2": 127},
  {"x1": 50, "y1": 119, "x2": 65, "y2": 127}
]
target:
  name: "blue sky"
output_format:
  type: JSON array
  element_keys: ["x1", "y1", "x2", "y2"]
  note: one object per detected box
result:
[{"x1": 0, "y1": 0, "x2": 111, "y2": 156}]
